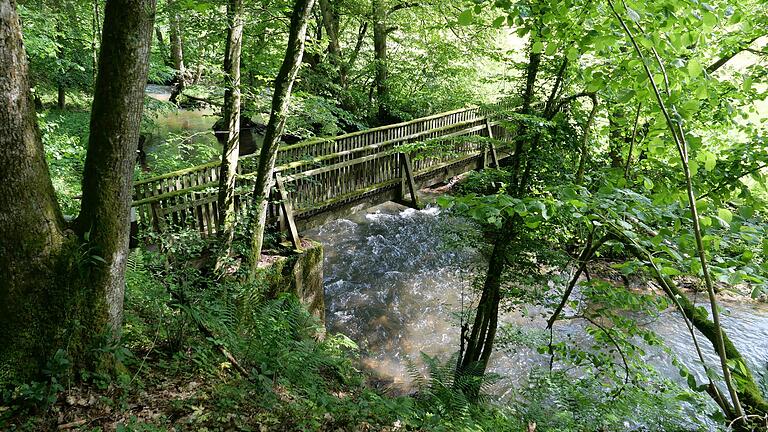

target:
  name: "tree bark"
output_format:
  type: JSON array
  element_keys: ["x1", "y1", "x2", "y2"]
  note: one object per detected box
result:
[
  {"x1": 155, "y1": 27, "x2": 168, "y2": 66},
  {"x1": 248, "y1": 0, "x2": 315, "y2": 276},
  {"x1": 168, "y1": 10, "x2": 185, "y2": 102},
  {"x1": 216, "y1": 0, "x2": 244, "y2": 246},
  {"x1": 75, "y1": 0, "x2": 156, "y2": 333},
  {"x1": 508, "y1": 37, "x2": 541, "y2": 193},
  {"x1": 372, "y1": 0, "x2": 390, "y2": 123},
  {"x1": 575, "y1": 94, "x2": 598, "y2": 185},
  {"x1": 318, "y1": 0, "x2": 342, "y2": 78},
  {"x1": 0, "y1": 0, "x2": 68, "y2": 385},
  {"x1": 56, "y1": 20, "x2": 65, "y2": 109}
]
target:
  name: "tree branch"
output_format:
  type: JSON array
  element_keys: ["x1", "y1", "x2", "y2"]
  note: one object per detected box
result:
[
  {"x1": 707, "y1": 35, "x2": 763, "y2": 73},
  {"x1": 389, "y1": 2, "x2": 420, "y2": 15}
]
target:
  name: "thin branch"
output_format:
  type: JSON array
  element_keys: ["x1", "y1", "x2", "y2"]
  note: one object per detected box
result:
[
  {"x1": 607, "y1": 0, "x2": 745, "y2": 417},
  {"x1": 707, "y1": 35, "x2": 763, "y2": 73},
  {"x1": 624, "y1": 103, "x2": 642, "y2": 179},
  {"x1": 699, "y1": 162, "x2": 768, "y2": 200},
  {"x1": 389, "y1": 2, "x2": 421, "y2": 15}
]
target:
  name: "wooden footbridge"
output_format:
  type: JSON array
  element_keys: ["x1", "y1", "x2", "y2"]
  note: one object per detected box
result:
[{"x1": 131, "y1": 104, "x2": 515, "y2": 243}]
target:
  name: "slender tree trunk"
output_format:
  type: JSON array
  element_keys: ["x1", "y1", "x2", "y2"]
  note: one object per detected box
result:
[
  {"x1": 216, "y1": 0, "x2": 244, "y2": 246},
  {"x1": 75, "y1": 0, "x2": 156, "y2": 333},
  {"x1": 318, "y1": 0, "x2": 342, "y2": 79},
  {"x1": 509, "y1": 38, "x2": 541, "y2": 192},
  {"x1": 92, "y1": 0, "x2": 100, "y2": 84},
  {"x1": 169, "y1": 11, "x2": 185, "y2": 102},
  {"x1": 57, "y1": 83, "x2": 66, "y2": 109},
  {"x1": 56, "y1": 21, "x2": 65, "y2": 109},
  {"x1": 372, "y1": 0, "x2": 390, "y2": 123},
  {"x1": 608, "y1": 108, "x2": 628, "y2": 168},
  {"x1": 248, "y1": 0, "x2": 315, "y2": 276},
  {"x1": 155, "y1": 27, "x2": 168, "y2": 66},
  {"x1": 575, "y1": 94, "x2": 598, "y2": 185},
  {"x1": 0, "y1": 0, "x2": 68, "y2": 385}
]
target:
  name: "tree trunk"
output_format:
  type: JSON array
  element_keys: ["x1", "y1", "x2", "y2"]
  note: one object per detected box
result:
[
  {"x1": 92, "y1": 0, "x2": 101, "y2": 84},
  {"x1": 509, "y1": 38, "x2": 541, "y2": 192},
  {"x1": 575, "y1": 94, "x2": 598, "y2": 185},
  {"x1": 318, "y1": 0, "x2": 342, "y2": 80},
  {"x1": 75, "y1": 0, "x2": 156, "y2": 334},
  {"x1": 155, "y1": 27, "x2": 168, "y2": 66},
  {"x1": 57, "y1": 83, "x2": 66, "y2": 109},
  {"x1": 459, "y1": 237, "x2": 507, "y2": 373},
  {"x1": 169, "y1": 11, "x2": 185, "y2": 102},
  {"x1": 248, "y1": 0, "x2": 315, "y2": 276},
  {"x1": 608, "y1": 108, "x2": 628, "y2": 168},
  {"x1": 0, "y1": 0, "x2": 68, "y2": 385},
  {"x1": 216, "y1": 0, "x2": 244, "y2": 246},
  {"x1": 372, "y1": 0, "x2": 390, "y2": 123},
  {"x1": 56, "y1": 20, "x2": 65, "y2": 109}
]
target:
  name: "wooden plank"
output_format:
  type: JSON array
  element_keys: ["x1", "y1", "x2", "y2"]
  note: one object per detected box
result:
[{"x1": 275, "y1": 174, "x2": 301, "y2": 251}]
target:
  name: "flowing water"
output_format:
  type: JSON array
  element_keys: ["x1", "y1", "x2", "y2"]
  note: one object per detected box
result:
[{"x1": 305, "y1": 202, "x2": 768, "y2": 403}]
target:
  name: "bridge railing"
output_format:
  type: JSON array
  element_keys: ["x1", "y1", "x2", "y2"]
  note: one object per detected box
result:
[{"x1": 132, "y1": 103, "x2": 515, "y2": 236}]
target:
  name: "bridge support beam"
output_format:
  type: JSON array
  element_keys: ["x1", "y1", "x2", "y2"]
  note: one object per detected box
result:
[
  {"x1": 399, "y1": 152, "x2": 421, "y2": 209},
  {"x1": 484, "y1": 119, "x2": 499, "y2": 169},
  {"x1": 275, "y1": 173, "x2": 302, "y2": 251}
]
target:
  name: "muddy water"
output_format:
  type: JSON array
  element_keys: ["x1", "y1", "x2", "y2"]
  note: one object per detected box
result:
[{"x1": 305, "y1": 203, "x2": 768, "y2": 397}]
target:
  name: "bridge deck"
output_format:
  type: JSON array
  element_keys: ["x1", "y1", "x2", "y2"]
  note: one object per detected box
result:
[{"x1": 131, "y1": 104, "x2": 515, "y2": 238}]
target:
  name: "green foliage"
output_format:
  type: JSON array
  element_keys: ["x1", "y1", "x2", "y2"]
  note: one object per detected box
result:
[
  {"x1": 516, "y1": 368, "x2": 718, "y2": 432},
  {"x1": 39, "y1": 110, "x2": 90, "y2": 215}
]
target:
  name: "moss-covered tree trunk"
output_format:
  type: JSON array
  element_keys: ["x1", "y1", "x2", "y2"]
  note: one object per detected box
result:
[
  {"x1": 0, "y1": 0, "x2": 155, "y2": 386},
  {"x1": 248, "y1": 0, "x2": 315, "y2": 276},
  {"x1": 0, "y1": 0, "x2": 68, "y2": 385},
  {"x1": 75, "y1": 0, "x2": 156, "y2": 334},
  {"x1": 216, "y1": 0, "x2": 244, "y2": 246}
]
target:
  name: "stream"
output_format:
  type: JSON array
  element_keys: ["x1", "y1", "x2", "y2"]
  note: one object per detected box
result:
[{"x1": 305, "y1": 202, "x2": 768, "y2": 418}]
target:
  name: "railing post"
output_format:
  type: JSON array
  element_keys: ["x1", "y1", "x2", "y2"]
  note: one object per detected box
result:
[
  {"x1": 274, "y1": 173, "x2": 302, "y2": 251},
  {"x1": 399, "y1": 152, "x2": 420, "y2": 209}
]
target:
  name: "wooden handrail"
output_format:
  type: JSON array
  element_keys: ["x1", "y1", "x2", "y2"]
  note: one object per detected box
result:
[{"x1": 131, "y1": 103, "x2": 517, "y2": 236}]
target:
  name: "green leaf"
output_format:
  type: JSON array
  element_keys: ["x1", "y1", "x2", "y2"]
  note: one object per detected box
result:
[
  {"x1": 492, "y1": 16, "x2": 506, "y2": 28},
  {"x1": 743, "y1": 76, "x2": 753, "y2": 92},
  {"x1": 458, "y1": 9, "x2": 473, "y2": 26},
  {"x1": 532, "y1": 41, "x2": 544, "y2": 54},
  {"x1": 702, "y1": 11, "x2": 718, "y2": 27},
  {"x1": 643, "y1": 177, "x2": 654, "y2": 191},
  {"x1": 751, "y1": 285, "x2": 764, "y2": 299},
  {"x1": 699, "y1": 151, "x2": 716, "y2": 171},
  {"x1": 717, "y1": 208, "x2": 733, "y2": 224},
  {"x1": 661, "y1": 266, "x2": 682, "y2": 276},
  {"x1": 626, "y1": 7, "x2": 641, "y2": 23},
  {"x1": 545, "y1": 42, "x2": 558, "y2": 56},
  {"x1": 566, "y1": 47, "x2": 579, "y2": 61},
  {"x1": 695, "y1": 84, "x2": 708, "y2": 99},
  {"x1": 687, "y1": 59, "x2": 702, "y2": 77}
]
